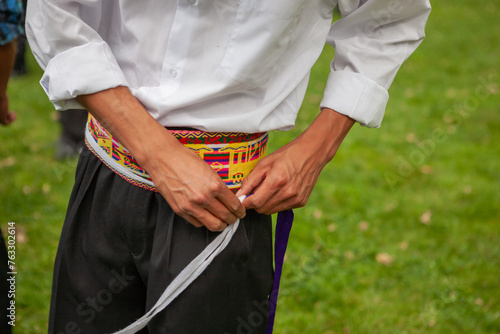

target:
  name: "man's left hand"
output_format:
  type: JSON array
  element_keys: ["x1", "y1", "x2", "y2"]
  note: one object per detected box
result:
[{"x1": 238, "y1": 108, "x2": 354, "y2": 214}]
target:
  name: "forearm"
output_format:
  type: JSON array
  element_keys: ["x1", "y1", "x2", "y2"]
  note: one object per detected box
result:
[
  {"x1": 0, "y1": 40, "x2": 16, "y2": 98},
  {"x1": 295, "y1": 108, "x2": 355, "y2": 167},
  {"x1": 76, "y1": 86, "x2": 245, "y2": 231},
  {"x1": 75, "y1": 86, "x2": 185, "y2": 172}
]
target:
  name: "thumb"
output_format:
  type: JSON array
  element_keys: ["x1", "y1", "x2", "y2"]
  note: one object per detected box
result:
[{"x1": 236, "y1": 166, "x2": 266, "y2": 198}]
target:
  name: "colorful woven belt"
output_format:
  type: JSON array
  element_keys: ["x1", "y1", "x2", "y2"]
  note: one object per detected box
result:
[{"x1": 85, "y1": 114, "x2": 268, "y2": 192}]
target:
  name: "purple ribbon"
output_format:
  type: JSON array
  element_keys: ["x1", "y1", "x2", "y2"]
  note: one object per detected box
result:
[{"x1": 266, "y1": 209, "x2": 294, "y2": 334}]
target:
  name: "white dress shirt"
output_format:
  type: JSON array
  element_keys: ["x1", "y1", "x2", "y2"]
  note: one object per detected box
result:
[{"x1": 26, "y1": 0, "x2": 430, "y2": 133}]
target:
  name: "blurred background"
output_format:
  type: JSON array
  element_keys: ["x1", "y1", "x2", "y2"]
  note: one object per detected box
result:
[{"x1": 1, "y1": 0, "x2": 499, "y2": 333}]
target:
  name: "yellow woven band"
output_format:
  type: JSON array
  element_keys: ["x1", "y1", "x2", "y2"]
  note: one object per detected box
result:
[{"x1": 85, "y1": 114, "x2": 268, "y2": 192}]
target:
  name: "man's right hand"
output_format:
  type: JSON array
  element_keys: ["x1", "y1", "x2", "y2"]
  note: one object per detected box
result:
[
  {"x1": 145, "y1": 137, "x2": 246, "y2": 231},
  {"x1": 76, "y1": 86, "x2": 245, "y2": 232}
]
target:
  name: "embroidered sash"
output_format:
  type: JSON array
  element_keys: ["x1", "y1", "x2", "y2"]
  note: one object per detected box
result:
[{"x1": 85, "y1": 114, "x2": 268, "y2": 193}]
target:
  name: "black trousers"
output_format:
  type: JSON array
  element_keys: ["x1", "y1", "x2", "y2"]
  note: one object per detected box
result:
[{"x1": 49, "y1": 146, "x2": 274, "y2": 334}]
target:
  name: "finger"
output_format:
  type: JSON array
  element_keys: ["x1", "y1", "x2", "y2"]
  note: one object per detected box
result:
[
  {"x1": 183, "y1": 215, "x2": 204, "y2": 228},
  {"x1": 204, "y1": 197, "x2": 240, "y2": 224},
  {"x1": 195, "y1": 176, "x2": 245, "y2": 219},
  {"x1": 158, "y1": 187, "x2": 219, "y2": 231},
  {"x1": 245, "y1": 171, "x2": 310, "y2": 214},
  {"x1": 245, "y1": 189, "x2": 282, "y2": 213},
  {"x1": 258, "y1": 196, "x2": 303, "y2": 215},
  {"x1": 237, "y1": 163, "x2": 268, "y2": 197},
  {"x1": 184, "y1": 209, "x2": 229, "y2": 232},
  {"x1": 242, "y1": 173, "x2": 282, "y2": 211},
  {"x1": 216, "y1": 186, "x2": 246, "y2": 219},
  {"x1": 159, "y1": 180, "x2": 240, "y2": 230}
]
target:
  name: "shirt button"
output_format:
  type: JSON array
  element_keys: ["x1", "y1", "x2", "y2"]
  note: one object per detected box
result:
[{"x1": 170, "y1": 69, "x2": 178, "y2": 78}]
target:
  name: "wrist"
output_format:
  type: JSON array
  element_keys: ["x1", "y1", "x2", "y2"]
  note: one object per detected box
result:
[
  {"x1": 133, "y1": 125, "x2": 185, "y2": 174},
  {"x1": 76, "y1": 86, "x2": 177, "y2": 168},
  {"x1": 300, "y1": 108, "x2": 354, "y2": 164}
]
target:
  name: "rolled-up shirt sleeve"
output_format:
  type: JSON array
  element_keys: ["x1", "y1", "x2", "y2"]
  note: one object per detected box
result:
[
  {"x1": 26, "y1": 0, "x2": 128, "y2": 110},
  {"x1": 320, "y1": 0, "x2": 431, "y2": 128}
]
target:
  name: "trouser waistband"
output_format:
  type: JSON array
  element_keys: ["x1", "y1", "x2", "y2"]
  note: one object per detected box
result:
[{"x1": 84, "y1": 114, "x2": 268, "y2": 192}]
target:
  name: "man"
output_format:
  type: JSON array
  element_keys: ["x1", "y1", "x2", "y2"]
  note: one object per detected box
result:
[{"x1": 27, "y1": 1, "x2": 431, "y2": 333}]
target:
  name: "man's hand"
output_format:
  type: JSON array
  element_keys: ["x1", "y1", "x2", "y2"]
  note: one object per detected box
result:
[
  {"x1": 144, "y1": 134, "x2": 246, "y2": 231},
  {"x1": 77, "y1": 86, "x2": 245, "y2": 232},
  {"x1": 0, "y1": 94, "x2": 16, "y2": 126},
  {"x1": 238, "y1": 108, "x2": 354, "y2": 215}
]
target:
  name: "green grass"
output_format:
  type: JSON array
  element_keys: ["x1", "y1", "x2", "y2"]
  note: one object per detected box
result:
[{"x1": 1, "y1": 0, "x2": 499, "y2": 333}]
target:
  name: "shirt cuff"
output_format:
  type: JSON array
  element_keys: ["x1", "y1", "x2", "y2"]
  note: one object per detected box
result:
[
  {"x1": 320, "y1": 71, "x2": 389, "y2": 128},
  {"x1": 40, "y1": 41, "x2": 129, "y2": 110}
]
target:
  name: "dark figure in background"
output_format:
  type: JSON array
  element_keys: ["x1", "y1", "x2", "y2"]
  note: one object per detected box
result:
[
  {"x1": 55, "y1": 108, "x2": 88, "y2": 159},
  {"x1": 11, "y1": 0, "x2": 26, "y2": 76},
  {"x1": 10, "y1": 0, "x2": 87, "y2": 159}
]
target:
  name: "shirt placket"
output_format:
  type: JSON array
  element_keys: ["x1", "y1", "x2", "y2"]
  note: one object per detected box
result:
[{"x1": 160, "y1": 0, "x2": 200, "y2": 93}]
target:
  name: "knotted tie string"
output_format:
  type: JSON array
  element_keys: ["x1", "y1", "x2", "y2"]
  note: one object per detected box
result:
[{"x1": 112, "y1": 200, "x2": 294, "y2": 334}]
